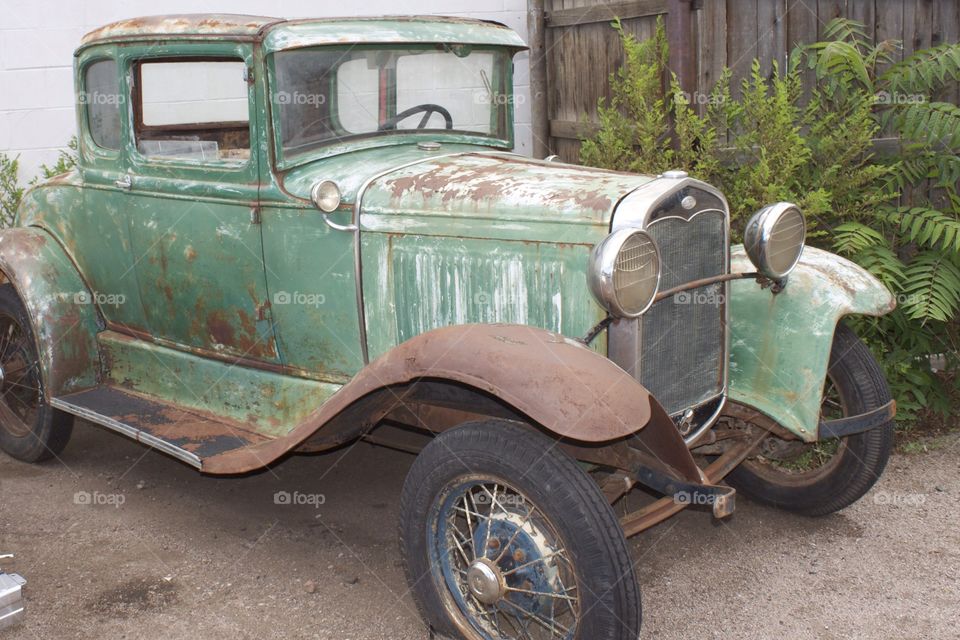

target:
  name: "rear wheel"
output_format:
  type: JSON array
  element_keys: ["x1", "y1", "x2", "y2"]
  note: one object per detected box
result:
[
  {"x1": 400, "y1": 419, "x2": 641, "y2": 640},
  {"x1": 726, "y1": 323, "x2": 894, "y2": 516},
  {"x1": 0, "y1": 284, "x2": 73, "y2": 462}
]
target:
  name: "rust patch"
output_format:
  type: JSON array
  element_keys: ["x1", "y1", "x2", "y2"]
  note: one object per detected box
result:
[
  {"x1": 382, "y1": 155, "x2": 622, "y2": 215},
  {"x1": 183, "y1": 246, "x2": 197, "y2": 262},
  {"x1": 206, "y1": 310, "x2": 236, "y2": 346},
  {"x1": 156, "y1": 278, "x2": 174, "y2": 304}
]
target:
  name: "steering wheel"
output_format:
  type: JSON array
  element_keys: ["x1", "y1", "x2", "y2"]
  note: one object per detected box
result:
[{"x1": 379, "y1": 104, "x2": 453, "y2": 131}]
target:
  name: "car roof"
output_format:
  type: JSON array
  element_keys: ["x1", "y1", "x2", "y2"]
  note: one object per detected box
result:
[
  {"x1": 79, "y1": 14, "x2": 281, "y2": 45},
  {"x1": 78, "y1": 14, "x2": 527, "y2": 52}
]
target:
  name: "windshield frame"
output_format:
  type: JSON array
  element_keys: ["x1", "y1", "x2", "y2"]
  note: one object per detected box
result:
[{"x1": 266, "y1": 44, "x2": 517, "y2": 170}]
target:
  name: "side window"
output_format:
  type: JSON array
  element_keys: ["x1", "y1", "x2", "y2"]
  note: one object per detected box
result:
[
  {"x1": 134, "y1": 59, "x2": 250, "y2": 164},
  {"x1": 84, "y1": 60, "x2": 121, "y2": 151}
]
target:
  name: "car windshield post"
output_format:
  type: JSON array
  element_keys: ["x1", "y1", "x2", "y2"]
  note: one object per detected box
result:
[{"x1": 271, "y1": 45, "x2": 512, "y2": 159}]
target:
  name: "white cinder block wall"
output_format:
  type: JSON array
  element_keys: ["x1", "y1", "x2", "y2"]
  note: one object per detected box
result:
[{"x1": 0, "y1": 0, "x2": 532, "y2": 181}]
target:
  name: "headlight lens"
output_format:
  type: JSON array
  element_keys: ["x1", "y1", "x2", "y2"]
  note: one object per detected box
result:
[
  {"x1": 744, "y1": 203, "x2": 806, "y2": 279},
  {"x1": 588, "y1": 229, "x2": 661, "y2": 318},
  {"x1": 311, "y1": 180, "x2": 342, "y2": 213}
]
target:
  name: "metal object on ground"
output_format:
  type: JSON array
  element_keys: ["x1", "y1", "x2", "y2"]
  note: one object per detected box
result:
[{"x1": 0, "y1": 567, "x2": 26, "y2": 631}]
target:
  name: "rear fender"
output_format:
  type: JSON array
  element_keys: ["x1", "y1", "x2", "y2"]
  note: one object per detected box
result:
[
  {"x1": 728, "y1": 245, "x2": 895, "y2": 441},
  {"x1": 0, "y1": 228, "x2": 101, "y2": 396}
]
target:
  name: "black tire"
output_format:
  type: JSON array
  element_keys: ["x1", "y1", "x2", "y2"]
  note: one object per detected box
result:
[
  {"x1": 400, "y1": 419, "x2": 641, "y2": 640},
  {"x1": 726, "y1": 323, "x2": 894, "y2": 516},
  {"x1": 0, "y1": 283, "x2": 73, "y2": 462}
]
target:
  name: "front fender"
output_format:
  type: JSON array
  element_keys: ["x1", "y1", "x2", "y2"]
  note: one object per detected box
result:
[
  {"x1": 0, "y1": 227, "x2": 101, "y2": 396},
  {"x1": 728, "y1": 245, "x2": 894, "y2": 441},
  {"x1": 205, "y1": 323, "x2": 700, "y2": 481}
]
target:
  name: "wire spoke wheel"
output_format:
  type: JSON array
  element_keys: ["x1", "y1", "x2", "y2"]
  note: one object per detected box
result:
[
  {"x1": 742, "y1": 374, "x2": 848, "y2": 484},
  {"x1": 433, "y1": 479, "x2": 580, "y2": 640},
  {"x1": 0, "y1": 311, "x2": 42, "y2": 438},
  {"x1": 0, "y1": 283, "x2": 74, "y2": 462},
  {"x1": 400, "y1": 420, "x2": 641, "y2": 640}
]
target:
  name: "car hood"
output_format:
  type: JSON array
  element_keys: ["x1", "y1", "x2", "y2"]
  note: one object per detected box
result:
[{"x1": 281, "y1": 146, "x2": 655, "y2": 229}]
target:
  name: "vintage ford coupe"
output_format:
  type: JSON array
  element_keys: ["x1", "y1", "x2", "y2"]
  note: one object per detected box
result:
[{"x1": 1, "y1": 14, "x2": 898, "y2": 639}]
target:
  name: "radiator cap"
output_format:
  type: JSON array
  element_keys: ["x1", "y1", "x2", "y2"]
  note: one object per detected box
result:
[{"x1": 662, "y1": 169, "x2": 688, "y2": 179}]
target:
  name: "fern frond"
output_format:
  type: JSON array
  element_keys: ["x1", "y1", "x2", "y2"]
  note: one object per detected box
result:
[
  {"x1": 894, "y1": 101, "x2": 960, "y2": 150},
  {"x1": 855, "y1": 244, "x2": 907, "y2": 291},
  {"x1": 900, "y1": 252, "x2": 960, "y2": 322},
  {"x1": 821, "y1": 18, "x2": 869, "y2": 50},
  {"x1": 889, "y1": 206, "x2": 960, "y2": 253},
  {"x1": 882, "y1": 42, "x2": 960, "y2": 97},
  {"x1": 806, "y1": 40, "x2": 874, "y2": 91},
  {"x1": 833, "y1": 221, "x2": 885, "y2": 255}
]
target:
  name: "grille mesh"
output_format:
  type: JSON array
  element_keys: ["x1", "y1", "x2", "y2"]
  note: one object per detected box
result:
[{"x1": 639, "y1": 210, "x2": 726, "y2": 414}]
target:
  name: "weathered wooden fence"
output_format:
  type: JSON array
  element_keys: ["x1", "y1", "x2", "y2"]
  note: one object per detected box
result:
[{"x1": 528, "y1": 0, "x2": 960, "y2": 161}]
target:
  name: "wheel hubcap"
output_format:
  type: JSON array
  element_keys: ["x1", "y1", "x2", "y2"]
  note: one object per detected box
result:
[
  {"x1": 432, "y1": 480, "x2": 580, "y2": 639},
  {"x1": 466, "y1": 558, "x2": 503, "y2": 605}
]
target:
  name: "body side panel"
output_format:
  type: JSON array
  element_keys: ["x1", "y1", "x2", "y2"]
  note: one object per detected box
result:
[
  {"x1": 99, "y1": 331, "x2": 333, "y2": 436},
  {"x1": 361, "y1": 233, "x2": 607, "y2": 362}
]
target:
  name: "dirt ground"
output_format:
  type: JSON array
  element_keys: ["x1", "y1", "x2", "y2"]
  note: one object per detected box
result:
[{"x1": 1, "y1": 423, "x2": 958, "y2": 640}]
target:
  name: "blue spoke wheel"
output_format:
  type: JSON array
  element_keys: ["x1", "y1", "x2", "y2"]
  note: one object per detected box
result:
[{"x1": 399, "y1": 420, "x2": 641, "y2": 640}]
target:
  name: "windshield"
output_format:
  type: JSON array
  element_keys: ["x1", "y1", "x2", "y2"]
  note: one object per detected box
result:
[{"x1": 272, "y1": 45, "x2": 513, "y2": 159}]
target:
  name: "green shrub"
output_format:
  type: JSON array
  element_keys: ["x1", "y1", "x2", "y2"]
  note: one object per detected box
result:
[
  {"x1": 0, "y1": 137, "x2": 77, "y2": 229},
  {"x1": 580, "y1": 17, "x2": 960, "y2": 424},
  {"x1": 0, "y1": 153, "x2": 24, "y2": 228}
]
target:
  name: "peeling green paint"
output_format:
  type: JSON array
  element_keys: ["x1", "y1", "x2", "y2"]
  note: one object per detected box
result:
[{"x1": 728, "y1": 245, "x2": 895, "y2": 441}]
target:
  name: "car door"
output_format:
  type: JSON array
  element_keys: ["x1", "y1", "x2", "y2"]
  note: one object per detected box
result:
[
  {"x1": 121, "y1": 43, "x2": 280, "y2": 364},
  {"x1": 74, "y1": 46, "x2": 152, "y2": 333}
]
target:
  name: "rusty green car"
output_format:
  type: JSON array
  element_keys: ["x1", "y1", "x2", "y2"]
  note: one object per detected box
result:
[{"x1": 1, "y1": 14, "x2": 898, "y2": 640}]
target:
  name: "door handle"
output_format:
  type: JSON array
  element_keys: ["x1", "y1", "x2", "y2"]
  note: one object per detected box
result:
[{"x1": 114, "y1": 174, "x2": 132, "y2": 190}]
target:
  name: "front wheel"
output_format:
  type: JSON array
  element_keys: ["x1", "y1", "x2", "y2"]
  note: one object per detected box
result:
[
  {"x1": 399, "y1": 419, "x2": 641, "y2": 640},
  {"x1": 726, "y1": 323, "x2": 894, "y2": 516}
]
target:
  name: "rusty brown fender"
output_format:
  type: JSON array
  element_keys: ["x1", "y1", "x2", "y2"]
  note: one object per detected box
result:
[
  {"x1": 0, "y1": 228, "x2": 101, "y2": 397},
  {"x1": 203, "y1": 324, "x2": 663, "y2": 474}
]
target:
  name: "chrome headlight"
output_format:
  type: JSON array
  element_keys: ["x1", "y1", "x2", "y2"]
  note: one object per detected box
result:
[
  {"x1": 588, "y1": 229, "x2": 661, "y2": 318},
  {"x1": 744, "y1": 203, "x2": 806, "y2": 280}
]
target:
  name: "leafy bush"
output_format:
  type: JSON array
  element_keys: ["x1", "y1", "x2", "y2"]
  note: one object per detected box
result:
[
  {"x1": 0, "y1": 137, "x2": 77, "y2": 228},
  {"x1": 0, "y1": 153, "x2": 24, "y2": 228},
  {"x1": 580, "y1": 17, "x2": 960, "y2": 423}
]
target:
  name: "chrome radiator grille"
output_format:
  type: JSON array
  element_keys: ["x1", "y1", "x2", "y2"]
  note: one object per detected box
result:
[{"x1": 638, "y1": 210, "x2": 726, "y2": 415}]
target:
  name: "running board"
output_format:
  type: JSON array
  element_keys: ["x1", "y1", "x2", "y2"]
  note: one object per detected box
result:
[{"x1": 51, "y1": 386, "x2": 273, "y2": 470}]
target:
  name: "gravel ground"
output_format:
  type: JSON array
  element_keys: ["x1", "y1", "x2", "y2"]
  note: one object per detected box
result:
[{"x1": 1, "y1": 423, "x2": 957, "y2": 639}]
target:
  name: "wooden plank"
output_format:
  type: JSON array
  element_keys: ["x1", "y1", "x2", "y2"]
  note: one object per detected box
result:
[
  {"x1": 787, "y1": 0, "x2": 819, "y2": 101},
  {"x1": 696, "y1": 0, "x2": 727, "y2": 100},
  {"x1": 667, "y1": 0, "x2": 697, "y2": 94},
  {"x1": 528, "y1": 0, "x2": 551, "y2": 157},
  {"x1": 545, "y1": 0, "x2": 668, "y2": 28},
  {"x1": 550, "y1": 118, "x2": 602, "y2": 140},
  {"x1": 936, "y1": 0, "x2": 960, "y2": 105},
  {"x1": 554, "y1": 138, "x2": 584, "y2": 164},
  {"x1": 874, "y1": 0, "x2": 905, "y2": 64},
  {"x1": 903, "y1": 0, "x2": 933, "y2": 58},
  {"x1": 726, "y1": 0, "x2": 758, "y2": 95},
  {"x1": 757, "y1": 0, "x2": 787, "y2": 77},
  {"x1": 846, "y1": 0, "x2": 876, "y2": 45},
  {"x1": 816, "y1": 0, "x2": 844, "y2": 38}
]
